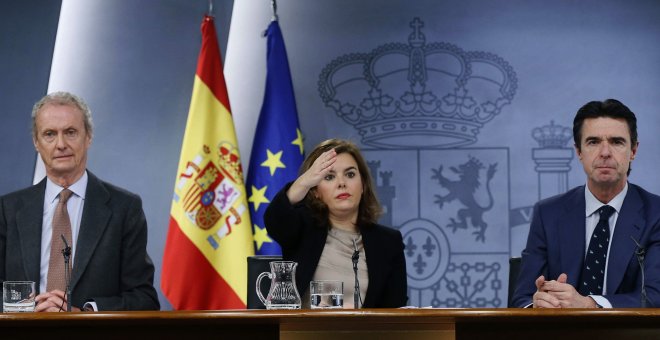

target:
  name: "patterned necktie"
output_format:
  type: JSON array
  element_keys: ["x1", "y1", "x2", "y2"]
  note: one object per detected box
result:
[
  {"x1": 579, "y1": 205, "x2": 615, "y2": 296},
  {"x1": 46, "y1": 189, "x2": 73, "y2": 292}
]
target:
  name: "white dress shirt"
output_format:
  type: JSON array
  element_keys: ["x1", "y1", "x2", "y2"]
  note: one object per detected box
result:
[
  {"x1": 584, "y1": 182, "x2": 627, "y2": 308},
  {"x1": 39, "y1": 171, "x2": 88, "y2": 294}
]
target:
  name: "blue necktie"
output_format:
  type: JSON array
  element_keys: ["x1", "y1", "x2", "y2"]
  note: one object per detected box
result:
[{"x1": 579, "y1": 205, "x2": 615, "y2": 296}]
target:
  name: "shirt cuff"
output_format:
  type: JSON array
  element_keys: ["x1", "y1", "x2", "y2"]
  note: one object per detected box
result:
[
  {"x1": 82, "y1": 301, "x2": 98, "y2": 311},
  {"x1": 590, "y1": 295, "x2": 612, "y2": 308}
]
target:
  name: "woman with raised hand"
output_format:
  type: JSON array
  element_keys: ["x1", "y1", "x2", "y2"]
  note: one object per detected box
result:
[{"x1": 265, "y1": 139, "x2": 407, "y2": 308}]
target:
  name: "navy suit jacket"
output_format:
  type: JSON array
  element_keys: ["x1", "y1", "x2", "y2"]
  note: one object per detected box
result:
[
  {"x1": 512, "y1": 183, "x2": 660, "y2": 307},
  {"x1": 264, "y1": 184, "x2": 408, "y2": 308},
  {"x1": 0, "y1": 171, "x2": 159, "y2": 310}
]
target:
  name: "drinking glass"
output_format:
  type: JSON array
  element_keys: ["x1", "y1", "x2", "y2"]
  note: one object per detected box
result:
[
  {"x1": 3, "y1": 281, "x2": 36, "y2": 313},
  {"x1": 310, "y1": 280, "x2": 343, "y2": 309}
]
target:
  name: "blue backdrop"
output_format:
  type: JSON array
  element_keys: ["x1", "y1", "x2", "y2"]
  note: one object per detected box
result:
[{"x1": 2, "y1": 0, "x2": 660, "y2": 309}]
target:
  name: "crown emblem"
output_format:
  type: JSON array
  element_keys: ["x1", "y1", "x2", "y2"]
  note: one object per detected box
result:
[
  {"x1": 532, "y1": 121, "x2": 572, "y2": 148},
  {"x1": 318, "y1": 18, "x2": 517, "y2": 148},
  {"x1": 216, "y1": 141, "x2": 244, "y2": 184}
]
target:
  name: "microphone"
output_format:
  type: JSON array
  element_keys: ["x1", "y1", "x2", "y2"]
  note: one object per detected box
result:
[
  {"x1": 630, "y1": 236, "x2": 648, "y2": 308},
  {"x1": 352, "y1": 238, "x2": 362, "y2": 309},
  {"x1": 61, "y1": 234, "x2": 73, "y2": 312}
]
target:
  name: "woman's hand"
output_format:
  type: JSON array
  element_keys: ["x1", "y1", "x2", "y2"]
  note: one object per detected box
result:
[{"x1": 287, "y1": 148, "x2": 337, "y2": 204}]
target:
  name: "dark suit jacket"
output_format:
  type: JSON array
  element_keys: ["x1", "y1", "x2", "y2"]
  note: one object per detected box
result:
[
  {"x1": 0, "y1": 171, "x2": 159, "y2": 310},
  {"x1": 264, "y1": 184, "x2": 408, "y2": 308},
  {"x1": 512, "y1": 183, "x2": 660, "y2": 308}
]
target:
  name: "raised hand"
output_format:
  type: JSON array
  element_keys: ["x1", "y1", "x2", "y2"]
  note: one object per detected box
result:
[{"x1": 287, "y1": 149, "x2": 337, "y2": 204}]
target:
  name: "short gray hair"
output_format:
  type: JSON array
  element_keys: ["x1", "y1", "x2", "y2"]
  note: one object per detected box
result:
[{"x1": 31, "y1": 91, "x2": 93, "y2": 139}]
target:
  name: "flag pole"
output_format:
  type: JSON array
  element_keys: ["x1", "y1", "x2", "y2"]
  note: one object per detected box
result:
[{"x1": 270, "y1": 0, "x2": 278, "y2": 22}]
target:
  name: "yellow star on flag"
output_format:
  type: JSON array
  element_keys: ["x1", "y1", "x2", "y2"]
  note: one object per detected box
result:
[
  {"x1": 248, "y1": 185, "x2": 270, "y2": 211},
  {"x1": 291, "y1": 128, "x2": 304, "y2": 155},
  {"x1": 261, "y1": 149, "x2": 286, "y2": 176},
  {"x1": 253, "y1": 224, "x2": 273, "y2": 250}
]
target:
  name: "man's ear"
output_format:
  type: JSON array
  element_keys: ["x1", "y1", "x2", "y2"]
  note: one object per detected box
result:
[{"x1": 574, "y1": 143, "x2": 582, "y2": 160}]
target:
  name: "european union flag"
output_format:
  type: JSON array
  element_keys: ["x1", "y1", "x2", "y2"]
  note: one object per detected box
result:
[{"x1": 246, "y1": 20, "x2": 304, "y2": 255}]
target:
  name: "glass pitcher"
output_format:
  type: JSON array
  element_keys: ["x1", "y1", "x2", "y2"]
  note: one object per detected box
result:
[{"x1": 256, "y1": 261, "x2": 301, "y2": 309}]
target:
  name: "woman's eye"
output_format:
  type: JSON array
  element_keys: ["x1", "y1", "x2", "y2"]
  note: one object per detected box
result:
[{"x1": 324, "y1": 174, "x2": 334, "y2": 181}]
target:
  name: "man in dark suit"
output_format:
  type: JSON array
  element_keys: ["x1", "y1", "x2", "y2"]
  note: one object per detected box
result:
[
  {"x1": 0, "y1": 92, "x2": 159, "y2": 311},
  {"x1": 512, "y1": 99, "x2": 660, "y2": 308}
]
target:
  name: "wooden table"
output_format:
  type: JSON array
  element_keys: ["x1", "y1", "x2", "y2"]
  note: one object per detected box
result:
[{"x1": 2, "y1": 308, "x2": 659, "y2": 339}]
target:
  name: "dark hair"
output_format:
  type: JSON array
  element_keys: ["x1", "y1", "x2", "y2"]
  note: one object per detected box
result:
[
  {"x1": 573, "y1": 99, "x2": 637, "y2": 150},
  {"x1": 300, "y1": 139, "x2": 382, "y2": 229},
  {"x1": 573, "y1": 99, "x2": 638, "y2": 175}
]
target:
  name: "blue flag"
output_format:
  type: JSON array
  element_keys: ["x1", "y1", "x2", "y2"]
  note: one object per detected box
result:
[{"x1": 247, "y1": 20, "x2": 304, "y2": 255}]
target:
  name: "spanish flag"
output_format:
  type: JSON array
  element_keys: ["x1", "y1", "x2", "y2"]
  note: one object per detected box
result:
[{"x1": 162, "y1": 15, "x2": 254, "y2": 310}]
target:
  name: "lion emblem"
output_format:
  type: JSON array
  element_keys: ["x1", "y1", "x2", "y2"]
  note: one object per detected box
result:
[{"x1": 431, "y1": 156, "x2": 497, "y2": 242}]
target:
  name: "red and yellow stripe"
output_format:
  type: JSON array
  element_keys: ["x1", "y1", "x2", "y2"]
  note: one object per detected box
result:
[{"x1": 162, "y1": 15, "x2": 253, "y2": 310}]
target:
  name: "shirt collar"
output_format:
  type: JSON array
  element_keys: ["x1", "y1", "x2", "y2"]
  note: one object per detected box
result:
[
  {"x1": 584, "y1": 182, "x2": 627, "y2": 217},
  {"x1": 45, "y1": 170, "x2": 88, "y2": 203}
]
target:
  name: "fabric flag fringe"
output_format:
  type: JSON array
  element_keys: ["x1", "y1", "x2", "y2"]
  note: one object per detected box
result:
[{"x1": 162, "y1": 15, "x2": 254, "y2": 310}]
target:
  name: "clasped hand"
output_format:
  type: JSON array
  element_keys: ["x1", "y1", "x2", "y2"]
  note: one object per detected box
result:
[
  {"x1": 34, "y1": 289, "x2": 81, "y2": 312},
  {"x1": 532, "y1": 274, "x2": 598, "y2": 308}
]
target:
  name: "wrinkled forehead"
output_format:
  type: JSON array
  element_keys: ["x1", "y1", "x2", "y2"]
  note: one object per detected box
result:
[{"x1": 35, "y1": 103, "x2": 85, "y2": 127}]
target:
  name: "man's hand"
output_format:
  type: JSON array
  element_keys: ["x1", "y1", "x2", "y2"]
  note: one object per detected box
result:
[
  {"x1": 532, "y1": 275, "x2": 560, "y2": 308},
  {"x1": 34, "y1": 290, "x2": 81, "y2": 312},
  {"x1": 534, "y1": 273, "x2": 598, "y2": 308}
]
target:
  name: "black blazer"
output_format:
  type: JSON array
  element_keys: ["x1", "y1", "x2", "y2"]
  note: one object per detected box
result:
[
  {"x1": 264, "y1": 184, "x2": 408, "y2": 308},
  {"x1": 0, "y1": 171, "x2": 159, "y2": 310}
]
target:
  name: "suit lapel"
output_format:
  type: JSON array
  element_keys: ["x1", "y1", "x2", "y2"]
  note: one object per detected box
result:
[
  {"x1": 557, "y1": 187, "x2": 586, "y2": 286},
  {"x1": 70, "y1": 172, "x2": 112, "y2": 289},
  {"x1": 361, "y1": 226, "x2": 378, "y2": 307},
  {"x1": 15, "y1": 180, "x2": 47, "y2": 286},
  {"x1": 607, "y1": 185, "x2": 643, "y2": 293}
]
